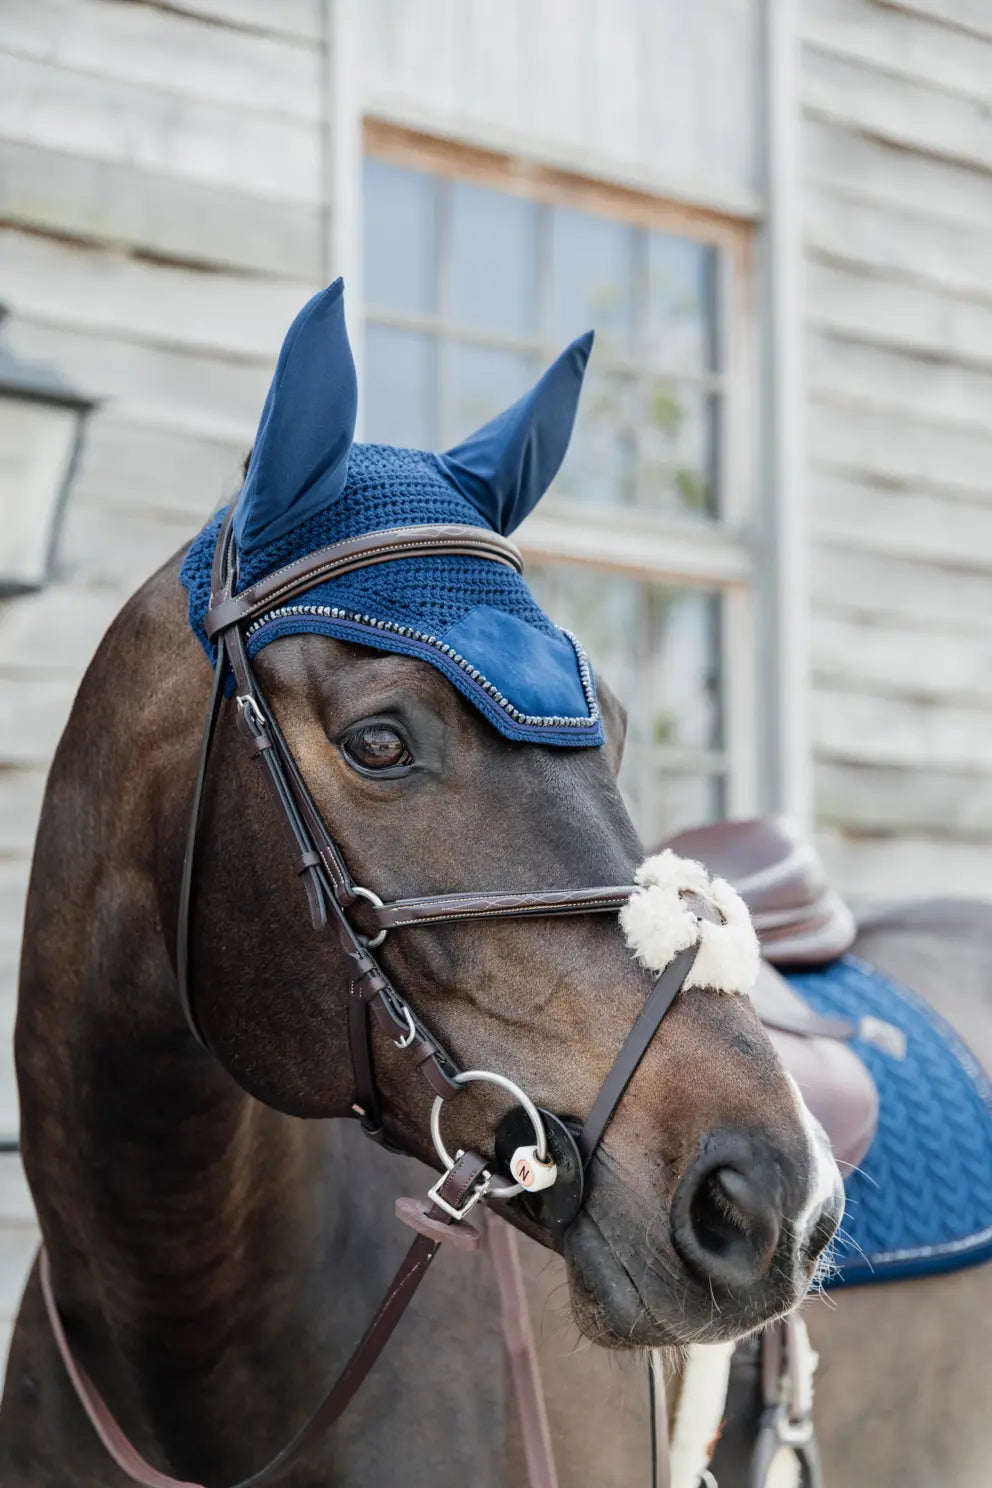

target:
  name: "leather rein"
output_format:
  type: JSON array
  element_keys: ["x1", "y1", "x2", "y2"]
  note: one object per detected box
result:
[{"x1": 40, "y1": 510, "x2": 703, "y2": 1488}]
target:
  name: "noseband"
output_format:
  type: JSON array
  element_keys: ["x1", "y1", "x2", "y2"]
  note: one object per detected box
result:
[{"x1": 41, "y1": 507, "x2": 707, "y2": 1488}]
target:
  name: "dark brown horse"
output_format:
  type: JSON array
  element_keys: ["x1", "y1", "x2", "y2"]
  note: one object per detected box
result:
[
  {"x1": 0, "y1": 544, "x2": 842, "y2": 1485},
  {"x1": 0, "y1": 280, "x2": 843, "y2": 1485}
]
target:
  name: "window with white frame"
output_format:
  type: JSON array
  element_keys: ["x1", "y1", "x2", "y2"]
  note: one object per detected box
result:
[{"x1": 362, "y1": 137, "x2": 756, "y2": 845}]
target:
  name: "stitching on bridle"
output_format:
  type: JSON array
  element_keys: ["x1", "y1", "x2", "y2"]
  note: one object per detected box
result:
[
  {"x1": 212, "y1": 528, "x2": 521, "y2": 622},
  {"x1": 381, "y1": 897, "x2": 632, "y2": 928}
]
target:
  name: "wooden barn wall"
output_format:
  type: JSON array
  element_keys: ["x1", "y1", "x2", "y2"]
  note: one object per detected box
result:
[
  {"x1": 801, "y1": 0, "x2": 992, "y2": 899},
  {"x1": 0, "y1": 0, "x2": 328, "y2": 1348},
  {"x1": 362, "y1": 0, "x2": 763, "y2": 216}
]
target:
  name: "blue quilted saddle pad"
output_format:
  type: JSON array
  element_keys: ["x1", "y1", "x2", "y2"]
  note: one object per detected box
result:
[{"x1": 787, "y1": 955, "x2": 992, "y2": 1288}]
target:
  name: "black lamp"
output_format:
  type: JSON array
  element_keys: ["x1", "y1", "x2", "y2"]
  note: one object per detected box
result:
[{"x1": 0, "y1": 306, "x2": 94, "y2": 595}]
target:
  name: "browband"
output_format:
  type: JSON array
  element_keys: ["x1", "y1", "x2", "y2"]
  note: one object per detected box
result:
[{"x1": 204, "y1": 523, "x2": 523, "y2": 639}]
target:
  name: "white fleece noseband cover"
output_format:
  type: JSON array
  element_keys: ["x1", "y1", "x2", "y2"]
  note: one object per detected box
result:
[{"x1": 619, "y1": 850, "x2": 760, "y2": 996}]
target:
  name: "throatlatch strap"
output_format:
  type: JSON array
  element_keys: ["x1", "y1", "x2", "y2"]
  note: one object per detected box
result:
[{"x1": 175, "y1": 632, "x2": 228, "y2": 1050}]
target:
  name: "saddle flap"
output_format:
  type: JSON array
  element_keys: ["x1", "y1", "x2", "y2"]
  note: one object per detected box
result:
[{"x1": 754, "y1": 964, "x2": 879, "y2": 1171}]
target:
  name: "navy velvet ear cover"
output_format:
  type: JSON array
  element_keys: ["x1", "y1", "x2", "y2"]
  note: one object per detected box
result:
[
  {"x1": 232, "y1": 279, "x2": 592, "y2": 553},
  {"x1": 233, "y1": 279, "x2": 358, "y2": 553},
  {"x1": 437, "y1": 330, "x2": 594, "y2": 536},
  {"x1": 183, "y1": 279, "x2": 605, "y2": 747}
]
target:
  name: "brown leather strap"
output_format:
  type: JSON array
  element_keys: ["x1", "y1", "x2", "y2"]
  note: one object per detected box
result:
[
  {"x1": 487, "y1": 1216, "x2": 559, "y2": 1488},
  {"x1": 176, "y1": 510, "x2": 239, "y2": 1047},
  {"x1": 577, "y1": 945, "x2": 698, "y2": 1165},
  {"x1": 205, "y1": 524, "x2": 523, "y2": 638},
  {"x1": 176, "y1": 633, "x2": 229, "y2": 1047},
  {"x1": 40, "y1": 1247, "x2": 200, "y2": 1488},
  {"x1": 233, "y1": 688, "x2": 327, "y2": 931},
  {"x1": 347, "y1": 980, "x2": 384, "y2": 1141},
  {"x1": 224, "y1": 621, "x2": 356, "y2": 904},
  {"x1": 40, "y1": 1151, "x2": 491, "y2": 1488},
  {"x1": 357, "y1": 964, "x2": 462, "y2": 1101},
  {"x1": 374, "y1": 886, "x2": 636, "y2": 932},
  {"x1": 748, "y1": 1318, "x2": 821, "y2": 1488}
]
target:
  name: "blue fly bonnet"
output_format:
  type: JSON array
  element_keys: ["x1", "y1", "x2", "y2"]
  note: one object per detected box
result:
[{"x1": 181, "y1": 280, "x2": 603, "y2": 747}]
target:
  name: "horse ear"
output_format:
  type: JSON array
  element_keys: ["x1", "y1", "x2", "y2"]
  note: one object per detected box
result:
[
  {"x1": 233, "y1": 279, "x2": 357, "y2": 554},
  {"x1": 438, "y1": 331, "x2": 593, "y2": 535}
]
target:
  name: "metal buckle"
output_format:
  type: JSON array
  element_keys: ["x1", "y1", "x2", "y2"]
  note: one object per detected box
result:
[
  {"x1": 236, "y1": 694, "x2": 266, "y2": 730},
  {"x1": 751, "y1": 1316, "x2": 820, "y2": 1487},
  {"x1": 426, "y1": 1160, "x2": 492, "y2": 1222},
  {"x1": 769, "y1": 1402, "x2": 815, "y2": 1449},
  {"x1": 350, "y1": 884, "x2": 387, "y2": 949},
  {"x1": 392, "y1": 1002, "x2": 417, "y2": 1050}
]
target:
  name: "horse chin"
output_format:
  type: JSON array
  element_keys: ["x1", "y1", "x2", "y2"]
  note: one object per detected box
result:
[{"x1": 563, "y1": 1210, "x2": 814, "y2": 1349}]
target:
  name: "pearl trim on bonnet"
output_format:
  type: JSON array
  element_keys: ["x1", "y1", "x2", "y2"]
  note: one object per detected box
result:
[{"x1": 619, "y1": 850, "x2": 760, "y2": 995}]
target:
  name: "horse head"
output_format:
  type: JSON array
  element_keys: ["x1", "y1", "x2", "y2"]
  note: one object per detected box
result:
[{"x1": 174, "y1": 281, "x2": 841, "y2": 1350}]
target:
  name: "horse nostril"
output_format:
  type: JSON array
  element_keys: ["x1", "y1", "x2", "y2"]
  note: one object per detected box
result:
[{"x1": 673, "y1": 1159, "x2": 782, "y2": 1287}]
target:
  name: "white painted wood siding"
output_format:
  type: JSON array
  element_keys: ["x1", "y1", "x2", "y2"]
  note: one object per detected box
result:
[
  {"x1": 801, "y1": 0, "x2": 992, "y2": 897},
  {"x1": 0, "y1": 0, "x2": 328, "y2": 1357},
  {"x1": 362, "y1": 0, "x2": 764, "y2": 218}
]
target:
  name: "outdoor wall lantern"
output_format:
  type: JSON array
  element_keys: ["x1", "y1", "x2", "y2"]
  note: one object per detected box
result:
[{"x1": 0, "y1": 306, "x2": 94, "y2": 596}]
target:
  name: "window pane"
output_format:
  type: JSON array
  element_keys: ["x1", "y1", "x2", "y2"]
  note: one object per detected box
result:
[
  {"x1": 451, "y1": 183, "x2": 539, "y2": 336},
  {"x1": 551, "y1": 371, "x2": 637, "y2": 507},
  {"x1": 551, "y1": 207, "x2": 635, "y2": 354},
  {"x1": 363, "y1": 159, "x2": 437, "y2": 314},
  {"x1": 363, "y1": 325, "x2": 437, "y2": 448},
  {"x1": 527, "y1": 564, "x2": 723, "y2": 839},
  {"x1": 446, "y1": 343, "x2": 538, "y2": 447},
  {"x1": 620, "y1": 761, "x2": 724, "y2": 845},
  {"x1": 639, "y1": 381, "x2": 719, "y2": 518},
  {"x1": 527, "y1": 566, "x2": 722, "y2": 752},
  {"x1": 647, "y1": 233, "x2": 719, "y2": 373}
]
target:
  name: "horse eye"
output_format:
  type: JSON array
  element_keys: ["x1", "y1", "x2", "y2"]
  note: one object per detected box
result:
[{"x1": 342, "y1": 725, "x2": 413, "y2": 772}]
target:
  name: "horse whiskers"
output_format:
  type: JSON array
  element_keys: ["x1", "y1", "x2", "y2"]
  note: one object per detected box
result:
[
  {"x1": 832, "y1": 1159, "x2": 879, "y2": 1189},
  {"x1": 831, "y1": 1221, "x2": 872, "y2": 1265},
  {"x1": 708, "y1": 1276, "x2": 722, "y2": 1320}
]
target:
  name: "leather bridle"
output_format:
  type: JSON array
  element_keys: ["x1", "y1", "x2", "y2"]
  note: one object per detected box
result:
[
  {"x1": 41, "y1": 507, "x2": 705, "y2": 1488},
  {"x1": 181, "y1": 509, "x2": 701, "y2": 1171}
]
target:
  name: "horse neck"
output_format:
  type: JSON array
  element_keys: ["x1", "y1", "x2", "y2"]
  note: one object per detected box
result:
[
  {"x1": 22, "y1": 932, "x2": 329, "y2": 1374},
  {"x1": 16, "y1": 586, "x2": 334, "y2": 1385}
]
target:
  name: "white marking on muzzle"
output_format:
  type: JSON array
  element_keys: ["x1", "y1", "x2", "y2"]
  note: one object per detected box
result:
[
  {"x1": 619, "y1": 850, "x2": 761, "y2": 996},
  {"x1": 786, "y1": 1071, "x2": 843, "y2": 1241}
]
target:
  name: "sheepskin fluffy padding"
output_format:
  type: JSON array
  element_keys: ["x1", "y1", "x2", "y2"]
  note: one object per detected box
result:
[{"x1": 619, "y1": 849, "x2": 760, "y2": 995}]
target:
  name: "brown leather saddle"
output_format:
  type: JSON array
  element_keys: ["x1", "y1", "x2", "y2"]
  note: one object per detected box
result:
[{"x1": 663, "y1": 817, "x2": 879, "y2": 1171}]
